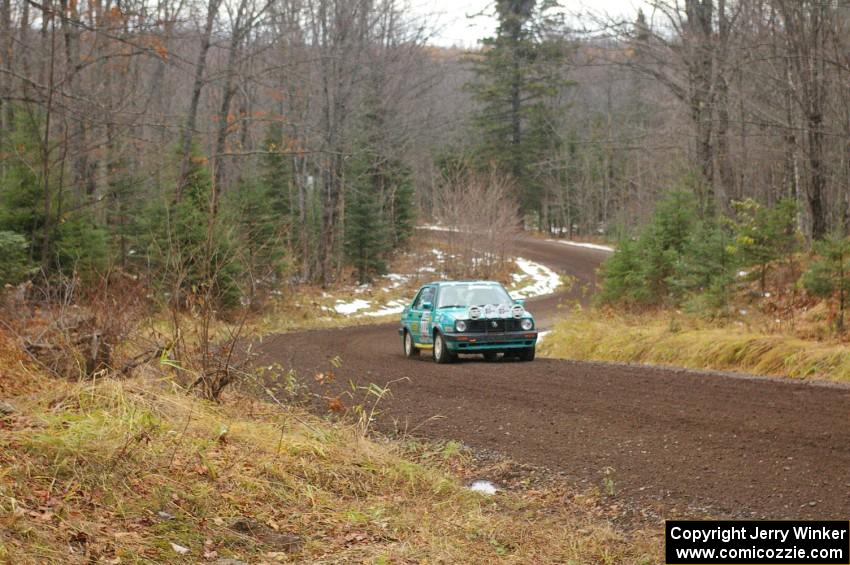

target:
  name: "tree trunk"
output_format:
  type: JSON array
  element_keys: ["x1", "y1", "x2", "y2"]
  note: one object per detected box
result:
[
  {"x1": 177, "y1": 0, "x2": 221, "y2": 199},
  {"x1": 59, "y1": 0, "x2": 94, "y2": 203},
  {"x1": 0, "y1": 0, "x2": 12, "y2": 139},
  {"x1": 212, "y1": 0, "x2": 250, "y2": 212},
  {"x1": 714, "y1": 0, "x2": 732, "y2": 210},
  {"x1": 685, "y1": 0, "x2": 715, "y2": 207}
]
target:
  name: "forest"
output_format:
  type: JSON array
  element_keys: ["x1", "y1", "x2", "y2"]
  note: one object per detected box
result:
[
  {"x1": 3, "y1": 2, "x2": 850, "y2": 563},
  {"x1": 1, "y1": 0, "x2": 848, "y2": 302}
]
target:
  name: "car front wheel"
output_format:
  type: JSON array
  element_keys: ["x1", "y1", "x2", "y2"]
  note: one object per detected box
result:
[
  {"x1": 403, "y1": 330, "x2": 419, "y2": 358},
  {"x1": 433, "y1": 333, "x2": 455, "y2": 364},
  {"x1": 518, "y1": 346, "x2": 535, "y2": 362}
]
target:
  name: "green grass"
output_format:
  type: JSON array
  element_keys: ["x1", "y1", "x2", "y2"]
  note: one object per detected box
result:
[{"x1": 540, "y1": 309, "x2": 850, "y2": 381}]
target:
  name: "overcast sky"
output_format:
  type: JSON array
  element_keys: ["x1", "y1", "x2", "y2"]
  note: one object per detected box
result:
[{"x1": 414, "y1": 0, "x2": 648, "y2": 47}]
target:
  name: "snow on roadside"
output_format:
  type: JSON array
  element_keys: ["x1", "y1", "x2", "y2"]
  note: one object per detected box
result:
[
  {"x1": 383, "y1": 273, "x2": 409, "y2": 288},
  {"x1": 333, "y1": 299, "x2": 372, "y2": 315},
  {"x1": 512, "y1": 258, "x2": 562, "y2": 298},
  {"x1": 331, "y1": 298, "x2": 405, "y2": 318},
  {"x1": 331, "y1": 249, "x2": 565, "y2": 319},
  {"x1": 363, "y1": 300, "x2": 407, "y2": 317},
  {"x1": 546, "y1": 239, "x2": 614, "y2": 253}
]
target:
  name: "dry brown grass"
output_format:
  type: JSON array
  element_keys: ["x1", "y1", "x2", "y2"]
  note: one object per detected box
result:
[
  {"x1": 0, "y1": 349, "x2": 661, "y2": 563},
  {"x1": 540, "y1": 308, "x2": 850, "y2": 382}
]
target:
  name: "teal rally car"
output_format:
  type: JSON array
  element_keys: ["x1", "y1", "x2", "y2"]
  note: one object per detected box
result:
[{"x1": 399, "y1": 281, "x2": 538, "y2": 363}]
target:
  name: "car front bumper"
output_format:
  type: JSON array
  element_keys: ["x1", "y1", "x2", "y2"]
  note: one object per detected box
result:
[{"x1": 442, "y1": 331, "x2": 538, "y2": 351}]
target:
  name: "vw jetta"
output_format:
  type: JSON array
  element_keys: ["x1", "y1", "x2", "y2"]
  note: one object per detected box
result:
[{"x1": 399, "y1": 281, "x2": 537, "y2": 363}]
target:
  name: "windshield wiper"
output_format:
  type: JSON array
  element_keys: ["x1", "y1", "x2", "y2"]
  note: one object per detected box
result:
[{"x1": 438, "y1": 304, "x2": 466, "y2": 309}]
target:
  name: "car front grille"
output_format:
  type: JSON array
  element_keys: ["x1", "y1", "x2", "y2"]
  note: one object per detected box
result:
[{"x1": 466, "y1": 318, "x2": 525, "y2": 333}]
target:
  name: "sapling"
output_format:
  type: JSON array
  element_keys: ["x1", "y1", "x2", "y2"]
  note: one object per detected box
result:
[{"x1": 801, "y1": 234, "x2": 850, "y2": 332}]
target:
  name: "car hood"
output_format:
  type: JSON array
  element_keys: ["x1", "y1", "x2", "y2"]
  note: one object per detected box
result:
[{"x1": 434, "y1": 307, "x2": 471, "y2": 320}]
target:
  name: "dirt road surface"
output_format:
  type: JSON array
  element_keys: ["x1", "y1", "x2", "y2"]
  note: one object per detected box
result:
[{"x1": 254, "y1": 237, "x2": 850, "y2": 520}]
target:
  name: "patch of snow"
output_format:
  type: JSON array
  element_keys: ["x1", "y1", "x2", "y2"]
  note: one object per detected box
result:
[
  {"x1": 468, "y1": 480, "x2": 499, "y2": 495},
  {"x1": 547, "y1": 239, "x2": 614, "y2": 253},
  {"x1": 383, "y1": 273, "x2": 409, "y2": 289},
  {"x1": 364, "y1": 299, "x2": 407, "y2": 317},
  {"x1": 353, "y1": 283, "x2": 371, "y2": 294},
  {"x1": 418, "y1": 266, "x2": 437, "y2": 273},
  {"x1": 418, "y1": 224, "x2": 456, "y2": 232},
  {"x1": 536, "y1": 330, "x2": 551, "y2": 343},
  {"x1": 334, "y1": 299, "x2": 372, "y2": 315},
  {"x1": 431, "y1": 248, "x2": 445, "y2": 259},
  {"x1": 513, "y1": 258, "x2": 562, "y2": 298},
  {"x1": 737, "y1": 270, "x2": 749, "y2": 278}
]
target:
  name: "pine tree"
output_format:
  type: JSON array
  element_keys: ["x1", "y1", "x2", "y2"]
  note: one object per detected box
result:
[
  {"x1": 466, "y1": 0, "x2": 567, "y2": 222},
  {"x1": 670, "y1": 217, "x2": 738, "y2": 312},
  {"x1": 801, "y1": 234, "x2": 850, "y2": 332},
  {"x1": 0, "y1": 231, "x2": 32, "y2": 284},
  {"x1": 387, "y1": 159, "x2": 415, "y2": 248},
  {"x1": 143, "y1": 144, "x2": 243, "y2": 307},
  {"x1": 344, "y1": 154, "x2": 389, "y2": 284},
  {"x1": 227, "y1": 123, "x2": 295, "y2": 293},
  {"x1": 730, "y1": 198, "x2": 799, "y2": 293},
  {"x1": 259, "y1": 123, "x2": 294, "y2": 226},
  {"x1": 0, "y1": 110, "x2": 107, "y2": 277},
  {"x1": 0, "y1": 112, "x2": 47, "y2": 262},
  {"x1": 598, "y1": 189, "x2": 697, "y2": 307}
]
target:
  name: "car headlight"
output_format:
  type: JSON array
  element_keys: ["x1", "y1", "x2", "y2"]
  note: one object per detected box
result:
[
  {"x1": 455, "y1": 320, "x2": 467, "y2": 332},
  {"x1": 520, "y1": 318, "x2": 534, "y2": 331}
]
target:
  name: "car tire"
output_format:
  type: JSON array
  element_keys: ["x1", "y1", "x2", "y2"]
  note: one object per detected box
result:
[
  {"x1": 518, "y1": 346, "x2": 535, "y2": 362},
  {"x1": 403, "y1": 330, "x2": 419, "y2": 358},
  {"x1": 433, "y1": 332, "x2": 455, "y2": 364},
  {"x1": 483, "y1": 351, "x2": 498, "y2": 362}
]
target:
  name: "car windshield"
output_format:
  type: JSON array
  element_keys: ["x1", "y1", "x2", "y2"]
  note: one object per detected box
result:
[{"x1": 437, "y1": 284, "x2": 512, "y2": 308}]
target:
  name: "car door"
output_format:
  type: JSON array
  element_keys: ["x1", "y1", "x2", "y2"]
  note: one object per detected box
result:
[{"x1": 409, "y1": 285, "x2": 436, "y2": 346}]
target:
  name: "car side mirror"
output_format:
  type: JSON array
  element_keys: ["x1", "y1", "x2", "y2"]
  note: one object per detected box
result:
[
  {"x1": 514, "y1": 298, "x2": 526, "y2": 307},
  {"x1": 422, "y1": 302, "x2": 433, "y2": 310}
]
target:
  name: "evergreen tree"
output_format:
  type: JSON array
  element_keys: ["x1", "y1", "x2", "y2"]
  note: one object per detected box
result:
[
  {"x1": 730, "y1": 198, "x2": 799, "y2": 293},
  {"x1": 0, "y1": 112, "x2": 47, "y2": 262},
  {"x1": 466, "y1": 0, "x2": 567, "y2": 222},
  {"x1": 259, "y1": 123, "x2": 294, "y2": 227},
  {"x1": 226, "y1": 123, "x2": 295, "y2": 293},
  {"x1": 0, "y1": 231, "x2": 32, "y2": 284},
  {"x1": 144, "y1": 145, "x2": 243, "y2": 307},
  {"x1": 1, "y1": 110, "x2": 107, "y2": 278},
  {"x1": 387, "y1": 159, "x2": 415, "y2": 248},
  {"x1": 801, "y1": 234, "x2": 850, "y2": 332},
  {"x1": 342, "y1": 71, "x2": 415, "y2": 283},
  {"x1": 344, "y1": 154, "x2": 389, "y2": 284},
  {"x1": 670, "y1": 217, "x2": 738, "y2": 313},
  {"x1": 598, "y1": 189, "x2": 697, "y2": 307}
]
